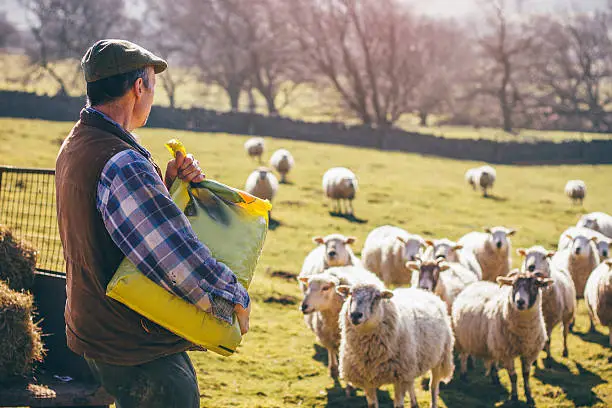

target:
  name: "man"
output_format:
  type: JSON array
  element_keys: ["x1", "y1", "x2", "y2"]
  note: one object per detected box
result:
[{"x1": 55, "y1": 39, "x2": 251, "y2": 408}]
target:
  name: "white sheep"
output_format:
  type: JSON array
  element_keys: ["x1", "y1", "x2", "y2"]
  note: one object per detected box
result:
[
  {"x1": 518, "y1": 246, "x2": 576, "y2": 360},
  {"x1": 584, "y1": 260, "x2": 612, "y2": 346},
  {"x1": 322, "y1": 167, "x2": 358, "y2": 215},
  {"x1": 337, "y1": 284, "x2": 454, "y2": 408},
  {"x1": 452, "y1": 271, "x2": 552, "y2": 405},
  {"x1": 423, "y1": 238, "x2": 463, "y2": 263},
  {"x1": 457, "y1": 226, "x2": 515, "y2": 282},
  {"x1": 361, "y1": 225, "x2": 425, "y2": 286},
  {"x1": 298, "y1": 234, "x2": 360, "y2": 292},
  {"x1": 577, "y1": 211, "x2": 612, "y2": 239},
  {"x1": 465, "y1": 168, "x2": 478, "y2": 191},
  {"x1": 269, "y1": 149, "x2": 294, "y2": 184},
  {"x1": 299, "y1": 266, "x2": 384, "y2": 381},
  {"x1": 558, "y1": 226, "x2": 610, "y2": 260},
  {"x1": 244, "y1": 167, "x2": 278, "y2": 202},
  {"x1": 552, "y1": 234, "x2": 600, "y2": 299},
  {"x1": 466, "y1": 165, "x2": 496, "y2": 197},
  {"x1": 407, "y1": 257, "x2": 479, "y2": 314},
  {"x1": 244, "y1": 137, "x2": 265, "y2": 163},
  {"x1": 564, "y1": 180, "x2": 586, "y2": 205}
]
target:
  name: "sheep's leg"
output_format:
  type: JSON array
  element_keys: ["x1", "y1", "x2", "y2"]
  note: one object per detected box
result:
[
  {"x1": 393, "y1": 381, "x2": 407, "y2": 408},
  {"x1": 544, "y1": 326, "x2": 553, "y2": 364},
  {"x1": 429, "y1": 367, "x2": 444, "y2": 408},
  {"x1": 344, "y1": 382, "x2": 355, "y2": 398},
  {"x1": 589, "y1": 315, "x2": 597, "y2": 333},
  {"x1": 406, "y1": 381, "x2": 418, "y2": 408},
  {"x1": 348, "y1": 199, "x2": 354, "y2": 215},
  {"x1": 505, "y1": 359, "x2": 518, "y2": 401},
  {"x1": 365, "y1": 387, "x2": 378, "y2": 408},
  {"x1": 459, "y1": 353, "x2": 469, "y2": 381},
  {"x1": 328, "y1": 348, "x2": 338, "y2": 380},
  {"x1": 521, "y1": 357, "x2": 535, "y2": 406},
  {"x1": 562, "y1": 320, "x2": 570, "y2": 358},
  {"x1": 486, "y1": 360, "x2": 500, "y2": 385},
  {"x1": 609, "y1": 326, "x2": 612, "y2": 347}
]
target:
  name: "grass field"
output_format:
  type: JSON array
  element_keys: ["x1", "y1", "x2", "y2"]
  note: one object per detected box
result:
[{"x1": 0, "y1": 117, "x2": 611, "y2": 407}]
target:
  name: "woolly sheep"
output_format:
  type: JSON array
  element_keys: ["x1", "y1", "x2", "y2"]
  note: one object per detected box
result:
[
  {"x1": 322, "y1": 167, "x2": 358, "y2": 215},
  {"x1": 244, "y1": 137, "x2": 265, "y2": 163},
  {"x1": 558, "y1": 226, "x2": 610, "y2": 260},
  {"x1": 584, "y1": 260, "x2": 612, "y2": 346},
  {"x1": 337, "y1": 284, "x2": 454, "y2": 408},
  {"x1": 423, "y1": 238, "x2": 463, "y2": 263},
  {"x1": 552, "y1": 234, "x2": 600, "y2": 298},
  {"x1": 457, "y1": 227, "x2": 515, "y2": 282},
  {"x1": 299, "y1": 266, "x2": 384, "y2": 381},
  {"x1": 361, "y1": 225, "x2": 425, "y2": 286},
  {"x1": 577, "y1": 212, "x2": 612, "y2": 239},
  {"x1": 269, "y1": 149, "x2": 294, "y2": 184},
  {"x1": 407, "y1": 257, "x2": 479, "y2": 314},
  {"x1": 564, "y1": 180, "x2": 586, "y2": 205},
  {"x1": 245, "y1": 167, "x2": 278, "y2": 202},
  {"x1": 466, "y1": 165, "x2": 496, "y2": 197},
  {"x1": 452, "y1": 271, "x2": 552, "y2": 404},
  {"x1": 465, "y1": 168, "x2": 478, "y2": 191},
  {"x1": 518, "y1": 246, "x2": 576, "y2": 360},
  {"x1": 298, "y1": 234, "x2": 360, "y2": 292}
]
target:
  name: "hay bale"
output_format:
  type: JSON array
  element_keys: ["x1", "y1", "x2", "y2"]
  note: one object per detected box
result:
[
  {"x1": 0, "y1": 224, "x2": 37, "y2": 291},
  {"x1": 0, "y1": 280, "x2": 44, "y2": 382}
]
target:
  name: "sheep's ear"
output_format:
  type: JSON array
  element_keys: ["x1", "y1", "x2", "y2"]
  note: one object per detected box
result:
[
  {"x1": 299, "y1": 276, "x2": 309, "y2": 284},
  {"x1": 313, "y1": 236, "x2": 325, "y2": 245},
  {"x1": 536, "y1": 278, "x2": 554, "y2": 288},
  {"x1": 453, "y1": 244, "x2": 463, "y2": 251},
  {"x1": 439, "y1": 264, "x2": 451, "y2": 272},
  {"x1": 590, "y1": 236, "x2": 598, "y2": 243},
  {"x1": 425, "y1": 240, "x2": 435, "y2": 247},
  {"x1": 345, "y1": 236, "x2": 356, "y2": 245},
  {"x1": 565, "y1": 234, "x2": 574, "y2": 241},
  {"x1": 507, "y1": 229, "x2": 517, "y2": 236},
  {"x1": 496, "y1": 276, "x2": 514, "y2": 287},
  {"x1": 546, "y1": 251, "x2": 555, "y2": 259},
  {"x1": 336, "y1": 285, "x2": 351, "y2": 297},
  {"x1": 380, "y1": 289, "x2": 394, "y2": 299},
  {"x1": 396, "y1": 236, "x2": 406, "y2": 244},
  {"x1": 405, "y1": 261, "x2": 419, "y2": 271},
  {"x1": 484, "y1": 227, "x2": 492, "y2": 234},
  {"x1": 516, "y1": 248, "x2": 527, "y2": 257},
  {"x1": 605, "y1": 260, "x2": 612, "y2": 268}
]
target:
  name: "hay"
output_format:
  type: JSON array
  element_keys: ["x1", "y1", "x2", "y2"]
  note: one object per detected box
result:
[
  {"x1": 0, "y1": 280, "x2": 44, "y2": 382},
  {"x1": 0, "y1": 224, "x2": 37, "y2": 291}
]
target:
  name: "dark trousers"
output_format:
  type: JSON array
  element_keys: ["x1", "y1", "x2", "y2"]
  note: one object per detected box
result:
[{"x1": 85, "y1": 352, "x2": 200, "y2": 408}]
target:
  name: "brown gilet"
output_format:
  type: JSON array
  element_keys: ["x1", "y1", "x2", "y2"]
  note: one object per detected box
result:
[{"x1": 55, "y1": 108, "x2": 191, "y2": 365}]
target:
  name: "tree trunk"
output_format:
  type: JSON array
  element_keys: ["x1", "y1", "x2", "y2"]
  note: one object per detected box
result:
[
  {"x1": 247, "y1": 87, "x2": 256, "y2": 114},
  {"x1": 45, "y1": 65, "x2": 68, "y2": 97},
  {"x1": 419, "y1": 111, "x2": 428, "y2": 126},
  {"x1": 264, "y1": 93, "x2": 278, "y2": 116},
  {"x1": 168, "y1": 91, "x2": 176, "y2": 109},
  {"x1": 227, "y1": 87, "x2": 241, "y2": 112}
]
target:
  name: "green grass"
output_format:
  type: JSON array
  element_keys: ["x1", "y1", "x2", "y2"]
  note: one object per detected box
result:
[{"x1": 0, "y1": 117, "x2": 611, "y2": 407}]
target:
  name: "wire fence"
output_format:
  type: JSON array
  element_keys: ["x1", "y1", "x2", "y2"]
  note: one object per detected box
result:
[{"x1": 0, "y1": 166, "x2": 64, "y2": 274}]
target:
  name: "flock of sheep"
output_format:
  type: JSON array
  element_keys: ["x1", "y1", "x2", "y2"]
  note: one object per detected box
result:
[{"x1": 240, "y1": 137, "x2": 611, "y2": 407}]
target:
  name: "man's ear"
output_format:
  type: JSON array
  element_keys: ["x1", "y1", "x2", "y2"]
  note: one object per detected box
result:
[
  {"x1": 313, "y1": 236, "x2": 325, "y2": 245},
  {"x1": 380, "y1": 289, "x2": 394, "y2": 299},
  {"x1": 336, "y1": 285, "x2": 351, "y2": 297}
]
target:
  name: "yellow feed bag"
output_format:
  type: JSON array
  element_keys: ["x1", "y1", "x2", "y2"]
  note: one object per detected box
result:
[{"x1": 107, "y1": 139, "x2": 271, "y2": 356}]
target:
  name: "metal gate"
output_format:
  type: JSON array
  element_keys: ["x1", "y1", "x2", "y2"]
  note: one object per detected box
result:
[{"x1": 0, "y1": 166, "x2": 64, "y2": 274}]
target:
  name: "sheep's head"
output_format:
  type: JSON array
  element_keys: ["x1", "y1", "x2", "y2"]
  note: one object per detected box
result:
[
  {"x1": 425, "y1": 239, "x2": 462, "y2": 262},
  {"x1": 566, "y1": 234, "x2": 597, "y2": 259},
  {"x1": 398, "y1": 235, "x2": 425, "y2": 262},
  {"x1": 484, "y1": 226, "x2": 516, "y2": 252},
  {"x1": 581, "y1": 217, "x2": 599, "y2": 232},
  {"x1": 337, "y1": 283, "x2": 392, "y2": 327},
  {"x1": 256, "y1": 167, "x2": 271, "y2": 181},
  {"x1": 517, "y1": 246, "x2": 554, "y2": 277},
  {"x1": 596, "y1": 239, "x2": 609, "y2": 259},
  {"x1": 497, "y1": 270, "x2": 553, "y2": 311},
  {"x1": 406, "y1": 257, "x2": 449, "y2": 292},
  {"x1": 300, "y1": 273, "x2": 342, "y2": 314},
  {"x1": 313, "y1": 234, "x2": 356, "y2": 267}
]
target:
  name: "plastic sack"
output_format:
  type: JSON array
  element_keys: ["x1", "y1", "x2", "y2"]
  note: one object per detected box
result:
[{"x1": 106, "y1": 139, "x2": 271, "y2": 356}]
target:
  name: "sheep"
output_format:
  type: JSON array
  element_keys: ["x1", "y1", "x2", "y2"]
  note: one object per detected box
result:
[
  {"x1": 322, "y1": 167, "x2": 358, "y2": 215},
  {"x1": 269, "y1": 149, "x2": 294, "y2": 184},
  {"x1": 298, "y1": 234, "x2": 360, "y2": 292},
  {"x1": 558, "y1": 226, "x2": 610, "y2": 260},
  {"x1": 457, "y1": 227, "x2": 515, "y2": 282},
  {"x1": 466, "y1": 165, "x2": 496, "y2": 197},
  {"x1": 337, "y1": 283, "x2": 454, "y2": 408},
  {"x1": 564, "y1": 180, "x2": 586, "y2": 205},
  {"x1": 299, "y1": 266, "x2": 384, "y2": 381},
  {"x1": 245, "y1": 167, "x2": 278, "y2": 202},
  {"x1": 244, "y1": 137, "x2": 265, "y2": 163},
  {"x1": 584, "y1": 260, "x2": 612, "y2": 346},
  {"x1": 518, "y1": 246, "x2": 576, "y2": 360},
  {"x1": 452, "y1": 271, "x2": 552, "y2": 405},
  {"x1": 577, "y1": 211, "x2": 612, "y2": 239},
  {"x1": 552, "y1": 234, "x2": 600, "y2": 299},
  {"x1": 407, "y1": 257, "x2": 479, "y2": 314},
  {"x1": 465, "y1": 168, "x2": 478, "y2": 191},
  {"x1": 361, "y1": 225, "x2": 425, "y2": 286},
  {"x1": 423, "y1": 238, "x2": 463, "y2": 263}
]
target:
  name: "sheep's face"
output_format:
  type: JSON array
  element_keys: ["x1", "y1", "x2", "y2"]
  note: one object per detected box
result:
[
  {"x1": 497, "y1": 271, "x2": 553, "y2": 311},
  {"x1": 485, "y1": 227, "x2": 515, "y2": 252},
  {"x1": 398, "y1": 236, "x2": 424, "y2": 262},
  {"x1": 257, "y1": 170, "x2": 269, "y2": 181},
  {"x1": 337, "y1": 284, "x2": 392, "y2": 327},
  {"x1": 431, "y1": 240, "x2": 462, "y2": 262},
  {"x1": 569, "y1": 235, "x2": 595, "y2": 259},
  {"x1": 300, "y1": 276, "x2": 340, "y2": 314},
  {"x1": 596, "y1": 241, "x2": 609, "y2": 259},
  {"x1": 581, "y1": 218, "x2": 599, "y2": 231},
  {"x1": 518, "y1": 247, "x2": 553, "y2": 277},
  {"x1": 313, "y1": 235, "x2": 356, "y2": 267}
]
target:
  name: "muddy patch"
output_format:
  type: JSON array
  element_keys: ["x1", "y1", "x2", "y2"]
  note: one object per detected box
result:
[{"x1": 263, "y1": 295, "x2": 298, "y2": 306}]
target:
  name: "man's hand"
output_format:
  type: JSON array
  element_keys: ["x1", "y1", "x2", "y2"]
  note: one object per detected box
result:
[
  {"x1": 165, "y1": 150, "x2": 205, "y2": 188},
  {"x1": 234, "y1": 302, "x2": 251, "y2": 335}
]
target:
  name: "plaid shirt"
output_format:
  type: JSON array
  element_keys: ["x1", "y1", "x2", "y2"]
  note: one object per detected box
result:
[{"x1": 95, "y1": 127, "x2": 248, "y2": 324}]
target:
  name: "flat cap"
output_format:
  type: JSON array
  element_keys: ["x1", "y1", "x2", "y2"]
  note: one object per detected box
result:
[{"x1": 81, "y1": 39, "x2": 167, "y2": 83}]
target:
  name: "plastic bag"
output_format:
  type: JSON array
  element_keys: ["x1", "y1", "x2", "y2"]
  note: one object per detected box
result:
[{"x1": 106, "y1": 139, "x2": 271, "y2": 356}]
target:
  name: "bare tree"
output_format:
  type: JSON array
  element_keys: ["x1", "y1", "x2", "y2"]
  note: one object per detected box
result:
[
  {"x1": 290, "y1": 0, "x2": 426, "y2": 126},
  {"x1": 0, "y1": 12, "x2": 18, "y2": 48},
  {"x1": 18, "y1": 0, "x2": 139, "y2": 95}
]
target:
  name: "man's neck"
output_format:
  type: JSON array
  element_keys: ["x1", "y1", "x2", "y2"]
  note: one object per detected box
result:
[{"x1": 92, "y1": 102, "x2": 134, "y2": 132}]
